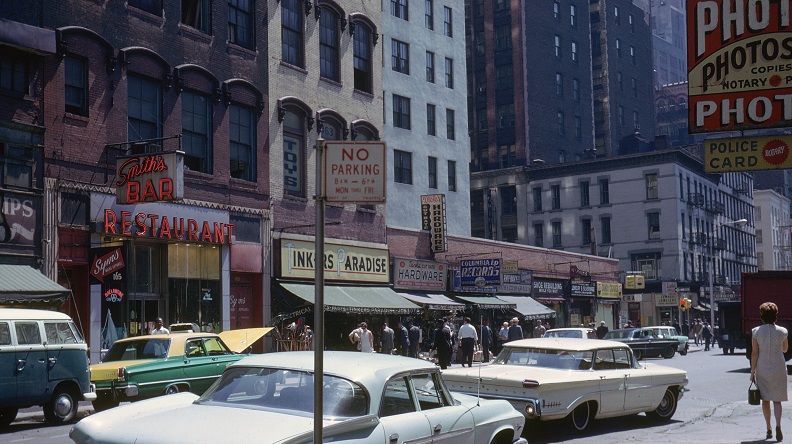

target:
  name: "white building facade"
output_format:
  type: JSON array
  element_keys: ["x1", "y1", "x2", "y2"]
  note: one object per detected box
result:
[{"x1": 754, "y1": 189, "x2": 792, "y2": 271}]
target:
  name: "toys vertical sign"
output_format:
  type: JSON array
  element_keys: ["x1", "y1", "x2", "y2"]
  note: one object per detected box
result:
[{"x1": 421, "y1": 194, "x2": 447, "y2": 253}]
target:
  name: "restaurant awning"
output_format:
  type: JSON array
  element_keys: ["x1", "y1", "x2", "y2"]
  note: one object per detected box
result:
[
  {"x1": 278, "y1": 283, "x2": 421, "y2": 315},
  {"x1": 0, "y1": 265, "x2": 70, "y2": 304},
  {"x1": 396, "y1": 292, "x2": 465, "y2": 311},
  {"x1": 452, "y1": 294, "x2": 516, "y2": 310},
  {"x1": 498, "y1": 295, "x2": 556, "y2": 320}
]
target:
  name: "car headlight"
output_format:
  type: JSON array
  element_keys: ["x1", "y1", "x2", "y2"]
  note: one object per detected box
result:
[{"x1": 524, "y1": 399, "x2": 540, "y2": 417}]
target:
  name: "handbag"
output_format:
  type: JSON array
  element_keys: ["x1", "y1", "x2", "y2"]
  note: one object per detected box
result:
[{"x1": 749, "y1": 381, "x2": 761, "y2": 405}]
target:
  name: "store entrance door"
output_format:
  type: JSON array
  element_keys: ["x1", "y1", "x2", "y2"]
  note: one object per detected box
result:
[{"x1": 129, "y1": 296, "x2": 163, "y2": 336}]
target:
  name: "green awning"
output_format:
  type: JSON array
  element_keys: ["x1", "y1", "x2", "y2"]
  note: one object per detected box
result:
[
  {"x1": 498, "y1": 295, "x2": 556, "y2": 320},
  {"x1": 278, "y1": 283, "x2": 421, "y2": 315},
  {"x1": 0, "y1": 265, "x2": 70, "y2": 304},
  {"x1": 397, "y1": 292, "x2": 465, "y2": 311},
  {"x1": 452, "y1": 294, "x2": 516, "y2": 310}
]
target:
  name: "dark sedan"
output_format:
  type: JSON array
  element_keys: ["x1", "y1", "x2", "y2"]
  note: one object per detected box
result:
[{"x1": 603, "y1": 328, "x2": 679, "y2": 360}]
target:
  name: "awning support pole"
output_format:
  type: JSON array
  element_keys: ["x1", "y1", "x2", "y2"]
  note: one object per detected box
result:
[{"x1": 314, "y1": 138, "x2": 325, "y2": 444}]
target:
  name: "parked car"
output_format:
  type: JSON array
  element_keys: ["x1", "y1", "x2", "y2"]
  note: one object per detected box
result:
[
  {"x1": 89, "y1": 327, "x2": 272, "y2": 411},
  {"x1": 0, "y1": 308, "x2": 96, "y2": 427},
  {"x1": 71, "y1": 351, "x2": 528, "y2": 444},
  {"x1": 441, "y1": 338, "x2": 688, "y2": 433},
  {"x1": 543, "y1": 327, "x2": 598, "y2": 339},
  {"x1": 602, "y1": 328, "x2": 680, "y2": 359},
  {"x1": 647, "y1": 326, "x2": 689, "y2": 355},
  {"x1": 168, "y1": 322, "x2": 201, "y2": 333}
]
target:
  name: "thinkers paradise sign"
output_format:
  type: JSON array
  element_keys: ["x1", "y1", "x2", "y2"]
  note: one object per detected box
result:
[{"x1": 279, "y1": 239, "x2": 389, "y2": 283}]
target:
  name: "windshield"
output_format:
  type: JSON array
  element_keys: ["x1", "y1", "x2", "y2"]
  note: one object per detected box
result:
[
  {"x1": 492, "y1": 347, "x2": 595, "y2": 370},
  {"x1": 603, "y1": 330, "x2": 631, "y2": 340},
  {"x1": 196, "y1": 367, "x2": 369, "y2": 418},
  {"x1": 102, "y1": 338, "x2": 170, "y2": 361},
  {"x1": 543, "y1": 330, "x2": 582, "y2": 338}
]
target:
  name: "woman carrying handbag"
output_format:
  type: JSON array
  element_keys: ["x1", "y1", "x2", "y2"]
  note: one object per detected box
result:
[{"x1": 751, "y1": 302, "x2": 789, "y2": 441}]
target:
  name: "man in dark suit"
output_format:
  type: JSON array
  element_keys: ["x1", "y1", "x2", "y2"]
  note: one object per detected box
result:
[
  {"x1": 432, "y1": 319, "x2": 452, "y2": 369},
  {"x1": 396, "y1": 320, "x2": 410, "y2": 356},
  {"x1": 507, "y1": 317, "x2": 524, "y2": 342},
  {"x1": 480, "y1": 319, "x2": 493, "y2": 362},
  {"x1": 407, "y1": 320, "x2": 421, "y2": 358}
]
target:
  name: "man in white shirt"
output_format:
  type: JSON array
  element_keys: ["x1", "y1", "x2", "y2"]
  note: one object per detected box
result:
[
  {"x1": 151, "y1": 318, "x2": 169, "y2": 335},
  {"x1": 457, "y1": 317, "x2": 478, "y2": 367}
]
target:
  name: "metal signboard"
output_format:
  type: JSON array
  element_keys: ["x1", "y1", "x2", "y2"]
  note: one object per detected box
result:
[
  {"x1": 323, "y1": 141, "x2": 386, "y2": 203},
  {"x1": 393, "y1": 258, "x2": 447, "y2": 291},
  {"x1": 687, "y1": 1, "x2": 792, "y2": 133},
  {"x1": 421, "y1": 194, "x2": 447, "y2": 253},
  {"x1": 460, "y1": 258, "x2": 501, "y2": 287},
  {"x1": 704, "y1": 134, "x2": 792, "y2": 172}
]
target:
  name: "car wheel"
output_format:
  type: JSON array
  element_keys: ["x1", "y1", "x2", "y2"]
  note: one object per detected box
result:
[
  {"x1": 568, "y1": 401, "x2": 593, "y2": 432},
  {"x1": 633, "y1": 350, "x2": 643, "y2": 360},
  {"x1": 0, "y1": 408, "x2": 18, "y2": 428},
  {"x1": 44, "y1": 386, "x2": 78, "y2": 424},
  {"x1": 165, "y1": 385, "x2": 180, "y2": 395},
  {"x1": 662, "y1": 346, "x2": 676, "y2": 359},
  {"x1": 646, "y1": 388, "x2": 678, "y2": 421}
]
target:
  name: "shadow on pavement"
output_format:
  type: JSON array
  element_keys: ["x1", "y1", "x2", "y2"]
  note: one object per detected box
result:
[{"x1": 523, "y1": 415, "x2": 684, "y2": 443}]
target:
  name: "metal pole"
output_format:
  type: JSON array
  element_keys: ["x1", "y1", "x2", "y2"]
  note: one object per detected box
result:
[{"x1": 314, "y1": 139, "x2": 325, "y2": 444}]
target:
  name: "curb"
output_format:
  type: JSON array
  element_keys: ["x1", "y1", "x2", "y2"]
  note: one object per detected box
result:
[{"x1": 16, "y1": 404, "x2": 94, "y2": 423}]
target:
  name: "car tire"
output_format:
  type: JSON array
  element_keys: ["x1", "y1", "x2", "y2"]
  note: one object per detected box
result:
[
  {"x1": 662, "y1": 346, "x2": 676, "y2": 359},
  {"x1": 165, "y1": 385, "x2": 180, "y2": 395},
  {"x1": 0, "y1": 408, "x2": 18, "y2": 428},
  {"x1": 44, "y1": 386, "x2": 78, "y2": 424},
  {"x1": 680, "y1": 344, "x2": 688, "y2": 356},
  {"x1": 646, "y1": 388, "x2": 678, "y2": 421},
  {"x1": 92, "y1": 394, "x2": 119, "y2": 412},
  {"x1": 568, "y1": 401, "x2": 593, "y2": 432}
]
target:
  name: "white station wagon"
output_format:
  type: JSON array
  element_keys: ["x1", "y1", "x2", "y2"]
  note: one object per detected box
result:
[{"x1": 441, "y1": 338, "x2": 688, "y2": 433}]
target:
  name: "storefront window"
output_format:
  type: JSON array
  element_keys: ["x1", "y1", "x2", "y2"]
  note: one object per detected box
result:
[{"x1": 168, "y1": 244, "x2": 221, "y2": 332}]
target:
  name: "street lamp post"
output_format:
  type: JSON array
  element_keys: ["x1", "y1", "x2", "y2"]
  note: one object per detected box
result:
[{"x1": 709, "y1": 218, "x2": 748, "y2": 334}]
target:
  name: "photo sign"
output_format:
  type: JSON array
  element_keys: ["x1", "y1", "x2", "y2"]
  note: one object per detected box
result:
[
  {"x1": 323, "y1": 141, "x2": 386, "y2": 203},
  {"x1": 460, "y1": 258, "x2": 501, "y2": 287},
  {"x1": 687, "y1": 1, "x2": 792, "y2": 133}
]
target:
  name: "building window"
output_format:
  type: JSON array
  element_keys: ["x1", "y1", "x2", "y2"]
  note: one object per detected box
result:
[
  {"x1": 573, "y1": 78, "x2": 580, "y2": 102},
  {"x1": 532, "y1": 187, "x2": 542, "y2": 212},
  {"x1": 428, "y1": 156, "x2": 437, "y2": 188},
  {"x1": 646, "y1": 173, "x2": 658, "y2": 199},
  {"x1": 425, "y1": 0, "x2": 433, "y2": 30},
  {"x1": 629, "y1": 14, "x2": 635, "y2": 32},
  {"x1": 647, "y1": 212, "x2": 660, "y2": 239},
  {"x1": 60, "y1": 192, "x2": 90, "y2": 226},
  {"x1": 447, "y1": 160, "x2": 456, "y2": 191},
  {"x1": 446, "y1": 108, "x2": 455, "y2": 140},
  {"x1": 0, "y1": 54, "x2": 29, "y2": 95},
  {"x1": 551, "y1": 184, "x2": 561, "y2": 210},
  {"x1": 533, "y1": 223, "x2": 544, "y2": 247},
  {"x1": 229, "y1": 104, "x2": 255, "y2": 182},
  {"x1": 616, "y1": 38, "x2": 621, "y2": 57},
  {"x1": 556, "y1": 73, "x2": 563, "y2": 96},
  {"x1": 353, "y1": 23, "x2": 373, "y2": 93},
  {"x1": 392, "y1": 0, "x2": 408, "y2": 20},
  {"x1": 554, "y1": 35, "x2": 562, "y2": 58},
  {"x1": 427, "y1": 103, "x2": 436, "y2": 136},
  {"x1": 618, "y1": 105, "x2": 624, "y2": 125},
  {"x1": 320, "y1": 9, "x2": 340, "y2": 81},
  {"x1": 182, "y1": 91, "x2": 212, "y2": 173},
  {"x1": 617, "y1": 71, "x2": 623, "y2": 91},
  {"x1": 394, "y1": 149, "x2": 412, "y2": 184},
  {"x1": 601, "y1": 216, "x2": 611, "y2": 243},
  {"x1": 443, "y1": 6, "x2": 453, "y2": 37},
  {"x1": 393, "y1": 94, "x2": 411, "y2": 129},
  {"x1": 65, "y1": 56, "x2": 88, "y2": 116},
  {"x1": 501, "y1": 186, "x2": 517, "y2": 215},
  {"x1": 0, "y1": 144, "x2": 33, "y2": 189},
  {"x1": 599, "y1": 178, "x2": 610, "y2": 204},
  {"x1": 282, "y1": 110, "x2": 304, "y2": 194},
  {"x1": 444, "y1": 57, "x2": 454, "y2": 89},
  {"x1": 129, "y1": 0, "x2": 161, "y2": 15},
  {"x1": 580, "y1": 180, "x2": 590, "y2": 207},
  {"x1": 552, "y1": 221, "x2": 562, "y2": 247},
  {"x1": 614, "y1": 5, "x2": 620, "y2": 24},
  {"x1": 570, "y1": 4, "x2": 577, "y2": 26},
  {"x1": 582, "y1": 218, "x2": 592, "y2": 245},
  {"x1": 633, "y1": 110, "x2": 639, "y2": 127},
  {"x1": 553, "y1": 0, "x2": 560, "y2": 18},
  {"x1": 182, "y1": 0, "x2": 211, "y2": 33},
  {"x1": 128, "y1": 75, "x2": 162, "y2": 144},
  {"x1": 477, "y1": 108, "x2": 488, "y2": 132},
  {"x1": 571, "y1": 41, "x2": 578, "y2": 62},
  {"x1": 557, "y1": 111, "x2": 565, "y2": 135},
  {"x1": 631, "y1": 77, "x2": 638, "y2": 97},
  {"x1": 496, "y1": 63, "x2": 513, "y2": 90},
  {"x1": 392, "y1": 39, "x2": 410, "y2": 74},
  {"x1": 498, "y1": 103, "x2": 515, "y2": 128},
  {"x1": 574, "y1": 115, "x2": 582, "y2": 141},
  {"x1": 281, "y1": 0, "x2": 304, "y2": 66},
  {"x1": 426, "y1": 51, "x2": 435, "y2": 82},
  {"x1": 500, "y1": 144, "x2": 516, "y2": 167},
  {"x1": 229, "y1": 0, "x2": 255, "y2": 49},
  {"x1": 495, "y1": 23, "x2": 512, "y2": 50}
]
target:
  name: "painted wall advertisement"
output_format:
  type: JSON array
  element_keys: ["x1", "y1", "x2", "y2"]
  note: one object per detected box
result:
[
  {"x1": 459, "y1": 258, "x2": 501, "y2": 287},
  {"x1": 687, "y1": 1, "x2": 792, "y2": 133},
  {"x1": 421, "y1": 194, "x2": 448, "y2": 253},
  {"x1": 278, "y1": 238, "x2": 389, "y2": 283},
  {"x1": 394, "y1": 258, "x2": 447, "y2": 291},
  {"x1": 0, "y1": 192, "x2": 38, "y2": 251}
]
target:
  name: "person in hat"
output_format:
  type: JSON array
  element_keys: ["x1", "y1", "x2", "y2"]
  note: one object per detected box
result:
[
  {"x1": 508, "y1": 318, "x2": 524, "y2": 342},
  {"x1": 597, "y1": 321, "x2": 609, "y2": 339}
]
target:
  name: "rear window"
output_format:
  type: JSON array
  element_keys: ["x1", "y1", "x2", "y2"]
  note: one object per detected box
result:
[
  {"x1": 493, "y1": 347, "x2": 594, "y2": 370},
  {"x1": 103, "y1": 338, "x2": 170, "y2": 361}
]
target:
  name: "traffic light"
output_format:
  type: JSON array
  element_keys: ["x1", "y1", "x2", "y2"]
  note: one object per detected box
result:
[
  {"x1": 685, "y1": 299, "x2": 692, "y2": 310},
  {"x1": 680, "y1": 298, "x2": 686, "y2": 311}
]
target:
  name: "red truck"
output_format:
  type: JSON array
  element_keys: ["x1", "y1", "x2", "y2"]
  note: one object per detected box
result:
[{"x1": 739, "y1": 271, "x2": 792, "y2": 361}]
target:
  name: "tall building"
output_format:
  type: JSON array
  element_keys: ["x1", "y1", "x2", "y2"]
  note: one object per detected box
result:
[
  {"x1": 633, "y1": 0, "x2": 688, "y2": 86},
  {"x1": 591, "y1": 0, "x2": 656, "y2": 156},
  {"x1": 382, "y1": 0, "x2": 470, "y2": 236},
  {"x1": 754, "y1": 189, "x2": 792, "y2": 271},
  {"x1": 467, "y1": 0, "x2": 595, "y2": 171}
]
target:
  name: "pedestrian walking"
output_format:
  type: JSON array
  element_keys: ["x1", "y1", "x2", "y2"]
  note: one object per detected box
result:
[
  {"x1": 380, "y1": 323, "x2": 394, "y2": 354},
  {"x1": 508, "y1": 318, "x2": 524, "y2": 342},
  {"x1": 395, "y1": 320, "x2": 410, "y2": 356},
  {"x1": 457, "y1": 317, "x2": 478, "y2": 367},
  {"x1": 750, "y1": 302, "x2": 789, "y2": 441},
  {"x1": 681, "y1": 321, "x2": 690, "y2": 338},
  {"x1": 480, "y1": 319, "x2": 493, "y2": 362},
  {"x1": 702, "y1": 321, "x2": 713, "y2": 351},
  {"x1": 693, "y1": 319, "x2": 703, "y2": 345},
  {"x1": 432, "y1": 318, "x2": 452, "y2": 369},
  {"x1": 596, "y1": 321, "x2": 609, "y2": 339},
  {"x1": 349, "y1": 322, "x2": 374, "y2": 352},
  {"x1": 712, "y1": 321, "x2": 720, "y2": 349},
  {"x1": 407, "y1": 320, "x2": 421, "y2": 358},
  {"x1": 533, "y1": 319, "x2": 546, "y2": 338}
]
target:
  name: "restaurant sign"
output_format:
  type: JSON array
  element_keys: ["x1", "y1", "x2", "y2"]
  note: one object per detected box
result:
[
  {"x1": 394, "y1": 258, "x2": 447, "y2": 291},
  {"x1": 279, "y1": 238, "x2": 389, "y2": 283},
  {"x1": 116, "y1": 151, "x2": 184, "y2": 205}
]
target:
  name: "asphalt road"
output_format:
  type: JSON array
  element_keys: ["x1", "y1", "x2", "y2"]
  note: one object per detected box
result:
[{"x1": 1, "y1": 345, "x2": 786, "y2": 443}]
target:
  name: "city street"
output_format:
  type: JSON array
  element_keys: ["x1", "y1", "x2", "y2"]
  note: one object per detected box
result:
[{"x1": 1, "y1": 345, "x2": 787, "y2": 443}]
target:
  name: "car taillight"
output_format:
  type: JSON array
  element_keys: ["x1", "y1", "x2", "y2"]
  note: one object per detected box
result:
[
  {"x1": 522, "y1": 379, "x2": 539, "y2": 388},
  {"x1": 117, "y1": 368, "x2": 125, "y2": 381}
]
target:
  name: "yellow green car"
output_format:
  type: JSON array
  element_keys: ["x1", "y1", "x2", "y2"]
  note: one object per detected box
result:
[{"x1": 91, "y1": 328, "x2": 271, "y2": 411}]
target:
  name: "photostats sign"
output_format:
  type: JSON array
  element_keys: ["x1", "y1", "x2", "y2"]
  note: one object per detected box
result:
[
  {"x1": 687, "y1": 1, "x2": 792, "y2": 133},
  {"x1": 704, "y1": 134, "x2": 792, "y2": 172},
  {"x1": 116, "y1": 151, "x2": 184, "y2": 204},
  {"x1": 322, "y1": 141, "x2": 386, "y2": 203},
  {"x1": 459, "y1": 259, "x2": 501, "y2": 287},
  {"x1": 394, "y1": 258, "x2": 447, "y2": 291},
  {"x1": 421, "y1": 194, "x2": 447, "y2": 253}
]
